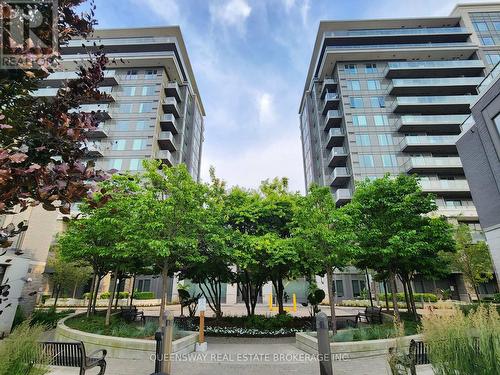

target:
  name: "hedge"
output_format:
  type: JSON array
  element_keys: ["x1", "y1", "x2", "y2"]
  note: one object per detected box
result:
[
  {"x1": 99, "y1": 291, "x2": 129, "y2": 300},
  {"x1": 386, "y1": 292, "x2": 438, "y2": 303},
  {"x1": 133, "y1": 291, "x2": 155, "y2": 300}
]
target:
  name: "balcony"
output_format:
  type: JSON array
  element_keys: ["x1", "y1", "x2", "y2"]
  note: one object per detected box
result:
[
  {"x1": 165, "y1": 81, "x2": 181, "y2": 102},
  {"x1": 76, "y1": 104, "x2": 111, "y2": 120},
  {"x1": 321, "y1": 78, "x2": 338, "y2": 99},
  {"x1": 326, "y1": 128, "x2": 345, "y2": 148},
  {"x1": 401, "y1": 135, "x2": 458, "y2": 153},
  {"x1": 324, "y1": 110, "x2": 343, "y2": 131},
  {"x1": 85, "y1": 142, "x2": 104, "y2": 157},
  {"x1": 385, "y1": 60, "x2": 485, "y2": 78},
  {"x1": 43, "y1": 70, "x2": 118, "y2": 87},
  {"x1": 329, "y1": 167, "x2": 351, "y2": 187},
  {"x1": 322, "y1": 93, "x2": 340, "y2": 115},
  {"x1": 156, "y1": 150, "x2": 173, "y2": 167},
  {"x1": 327, "y1": 147, "x2": 348, "y2": 168},
  {"x1": 157, "y1": 132, "x2": 177, "y2": 152},
  {"x1": 86, "y1": 125, "x2": 109, "y2": 139},
  {"x1": 405, "y1": 157, "x2": 463, "y2": 173},
  {"x1": 433, "y1": 205, "x2": 478, "y2": 219},
  {"x1": 159, "y1": 114, "x2": 179, "y2": 134},
  {"x1": 162, "y1": 97, "x2": 180, "y2": 118},
  {"x1": 419, "y1": 180, "x2": 470, "y2": 197},
  {"x1": 389, "y1": 77, "x2": 481, "y2": 95},
  {"x1": 392, "y1": 95, "x2": 475, "y2": 114},
  {"x1": 335, "y1": 189, "x2": 352, "y2": 207},
  {"x1": 34, "y1": 87, "x2": 116, "y2": 103},
  {"x1": 396, "y1": 114, "x2": 468, "y2": 134}
]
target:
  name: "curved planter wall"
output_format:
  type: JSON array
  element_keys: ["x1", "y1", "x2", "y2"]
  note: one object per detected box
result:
[
  {"x1": 296, "y1": 332, "x2": 422, "y2": 359},
  {"x1": 55, "y1": 314, "x2": 198, "y2": 360}
]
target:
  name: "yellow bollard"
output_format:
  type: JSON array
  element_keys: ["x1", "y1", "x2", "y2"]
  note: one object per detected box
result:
[
  {"x1": 269, "y1": 293, "x2": 273, "y2": 311},
  {"x1": 293, "y1": 293, "x2": 297, "y2": 312}
]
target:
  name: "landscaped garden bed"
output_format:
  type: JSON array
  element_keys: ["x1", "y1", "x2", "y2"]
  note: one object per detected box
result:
[{"x1": 175, "y1": 315, "x2": 313, "y2": 337}]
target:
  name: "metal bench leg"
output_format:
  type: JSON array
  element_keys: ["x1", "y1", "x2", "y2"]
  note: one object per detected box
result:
[{"x1": 97, "y1": 360, "x2": 107, "y2": 375}]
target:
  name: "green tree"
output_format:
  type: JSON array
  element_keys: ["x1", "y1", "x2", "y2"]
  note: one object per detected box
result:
[
  {"x1": 450, "y1": 224, "x2": 494, "y2": 301},
  {"x1": 293, "y1": 185, "x2": 357, "y2": 333},
  {"x1": 346, "y1": 174, "x2": 455, "y2": 322}
]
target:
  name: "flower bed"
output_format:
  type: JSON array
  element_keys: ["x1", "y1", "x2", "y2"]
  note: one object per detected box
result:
[{"x1": 175, "y1": 315, "x2": 312, "y2": 338}]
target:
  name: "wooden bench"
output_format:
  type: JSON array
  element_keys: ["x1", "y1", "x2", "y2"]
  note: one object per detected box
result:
[
  {"x1": 120, "y1": 306, "x2": 145, "y2": 324},
  {"x1": 41, "y1": 341, "x2": 107, "y2": 375},
  {"x1": 347, "y1": 306, "x2": 383, "y2": 327}
]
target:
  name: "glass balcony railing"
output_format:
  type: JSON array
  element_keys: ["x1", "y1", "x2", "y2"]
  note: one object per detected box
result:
[
  {"x1": 327, "y1": 42, "x2": 474, "y2": 50},
  {"x1": 386, "y1": 60, "x2": 484, "y2": 70},
  {"x1": 391, "y1": 77, "x2": 482, "y2": 87},
  {"x1": 419, "y1": 180, "x2": 470, "y2": 191},
  {"x1": 324, "y1": 93, "x2": 340, "y2": 101},
  {"x1": 406, "y1": 157, "x2": 462, "y2": 168},
  {"x1": 404, "y1": 135, "x2": 458, "y2": 145},
  {"x1": 393, "y1": 95, "x2": 475, "y2": 108},
  {"x1": 328, "y1": 128, "x2": 344, "y2": 137},
  {"x1": 478, "y1": 61, "x2": 500, "y2": 93},
  {"x1": 325, "y1": 110, "x2": 342, "y2": 118},
  {"x1": 332, "y1": 167, "x2": 350, "y2": 178},
  {"x1": 335, "y1": 189, "x2": 352, "y2": 203},
  {"x1": 67, "y1": 36, "x2": 176, "y2": 47},
  {"x1": 398, "y1": 114, "x2": 469, "y2": 125},
  {"x1": 325, "y1": 27, "x2": 469, "y2": 37}
]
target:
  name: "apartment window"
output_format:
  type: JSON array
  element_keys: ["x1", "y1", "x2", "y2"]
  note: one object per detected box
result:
[
  {"x1": 123, "y1": 86, "x2": 136, "y2": 96},
  {"x1": 367, "y1": 80, "x2": 381, "y2": 90},
  {"x1": 112, "y1": 139, "x2": 126, "y2": 151},
  {"x1": 374, "y1": 114, "x2": 389, "y2": 126},
  {"x1": 445, "y1": 199, "x2": 462, "y2": 208},
  {"x1": 348, "y1": 80, "x2": 361, "y2": 91},
  {"x1": 116, "y1": 121, "x2": 129, "y2": 131},
  {"x1": 129, "y1": 159, "x2": 142, "y2": 171},
  {"x1": 132, "y1": 139, "x2": 146, "y2": 150},
  {"x1": 139, "y1": 102, "x2": 154, "y2": 113},
  {"x1": 365, "y1": 63, "x2": 377, "y2": 73},
  {"x1": 352, "y1": 115, "x2": 368, "y2": 126},
  {"x1": 124, "y1": 70, "x2": 138, "y2": 80},
  {"x1": 359, "y1": 154, "x2": 374, "y2": 167},
  {"x1": 494, "y1": 22, "x2": 500, "y2": 31},
  {"x1": 344, "y1": 64, "x2": 357, "y2": 74},
  {"x1": 486, "y1": 53, "x2": 500, "y2": 65},
  {"x1": 350, "y1": 97, "x2": 364, "y2": 108},
  {"x1": 335, "y1": 280, "x2": 344, "y2": 298},
  {"x1": 473, "y1": 21, "x2": 489, "y2": 31},
  {"x1": 382, "y1": 154, "x2": 397, "y2": 167},
  {"x1": 137, "y1": 279, "x2": 151, "y2": 292},
  {"x1": 109, "y1": 159, "x2": 123, "y2": 170},
  {"x1": 136, "y1": 120, "x2": 147, "y2": 130},
  {"x1": 482, "y1": 36, "x2": 495, "y2": 46},
  {"x1": 352, "y1": 280, "x2": 366, "y2": 298},
  {"x1": 378, "y1": 134, "x2": 393, "y2": 146},
  {"x1": 145, "y1": 70, "x2": 158, "y2": 79},
  {"x1": 119, "y1": 103, "x2": 133, "y2": 113},
  {"x1": 356, "y1": 134, "x2": 371, "y2": 146},
  {"x1": 142, "y1": 86, "x2": 155, "y2": 96},
  {"x1": 370, "y1": 96, "x2": 385, "y2": 108}
]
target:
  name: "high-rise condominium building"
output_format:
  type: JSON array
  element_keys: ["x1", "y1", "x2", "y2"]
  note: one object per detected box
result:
[
  {"x1": 299, "y1": 3, "x2": 500, "y2": 301},
  {"x1": 0, "y1": 27, "x2": 205, "y2": 334}
]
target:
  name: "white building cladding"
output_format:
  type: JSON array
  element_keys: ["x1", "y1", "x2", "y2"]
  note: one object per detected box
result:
[{"x1": 297, "y1": 3, "x2": 500, "y2": 302}]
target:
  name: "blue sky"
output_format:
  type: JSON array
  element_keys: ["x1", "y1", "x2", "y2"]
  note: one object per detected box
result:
[{"x1": 92, "y1": 0, "x2": 490, "y2": 193}]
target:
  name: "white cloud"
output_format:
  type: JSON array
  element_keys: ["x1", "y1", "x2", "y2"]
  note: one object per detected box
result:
[
  {"x1": 201, "y1": 134, "x2": 305, "y2": 193},
  {"x1": 210, "y1": 0, "x2": 252, "y2": 27},
  {"x1": 300, "y1": 0, "x2": 311, "y2": 26},
  {"x1": 282, "y1": 0, "x2": 296, "y2": 11},
  {"x1": 257, "y1": 92, "x2": 275, "y2": 127},
  {"x1": 137, "y1": 0, "x2": 182, "y2": 23}
]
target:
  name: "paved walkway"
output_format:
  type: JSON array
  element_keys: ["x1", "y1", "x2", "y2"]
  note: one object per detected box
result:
[{"x1": 47, "y1": 337, "x2": 435, "y2": 375}]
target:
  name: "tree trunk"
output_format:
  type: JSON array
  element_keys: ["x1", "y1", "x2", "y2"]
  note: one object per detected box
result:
[
  {"x1": 87, "y1": 273, "x2": 97, "y2": 317},
  {"x1": 401, "y1": 277, "x2": 411, "y2": 311},
  {"x1": 72, "y1": 283, "x2": 77, "y2": 299},
  {"x1": 129, "y1": 274, "x2": 136, "y2": 308},
  {"x1": 407, "y1": 279, "x2": 418, "y2": 321},
  {"x1": 105, "y1": 269, "x2": 119, "y2": 326},
  {"x1": 114, "y1": 276, "x2": 121, "y2": 311},
  {"x1": 53, "y1": 284, "x2": 61, "y2": 309},
  {"x1": 326, "y1": 267, "x2": 337, "y2": 335},
  {"x1": 389, "y1": 272, "x2": 401, "y2": 323},
  {"x1": 474, "y1": 284, "x2": 481, "y2": 302},
  {"x1": 92, "y1": 276, "x2": 101, "y2": 314},
  {"x1": 277, "y1": 278, "x2": 284, "y2": 315},
  {"x1": 159, "y1": 261, "x2": 169, "y2": 327},
  {"x1": 383, "y1": 280, "x2": 390, "y2": 312},
  {"x1": 365, "y1": 269, "x2": 374, "y2": 309}
]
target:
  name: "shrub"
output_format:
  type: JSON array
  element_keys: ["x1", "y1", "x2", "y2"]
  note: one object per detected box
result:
[
  {"x1": 422, "y1": 305, "x2": 500, "y2": 375},
  {"x1": 30, "y1": 308, "x2": 75, "y2": 328},
  {"x1": 493, "y1": 293, "x2": 500, "y2": 303},
  {"x1": 386, "y1": 292, "x2": 438, "y2": 303},
  {"x1": 0, "y1": 321, "x2": 49, "y2": 375},
  {"x1": 133, "y1": 291, "x2": 155, "y2": 300},
  {"x1": 99, "y1": 291, "x2": 129, "y2": 300}
]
